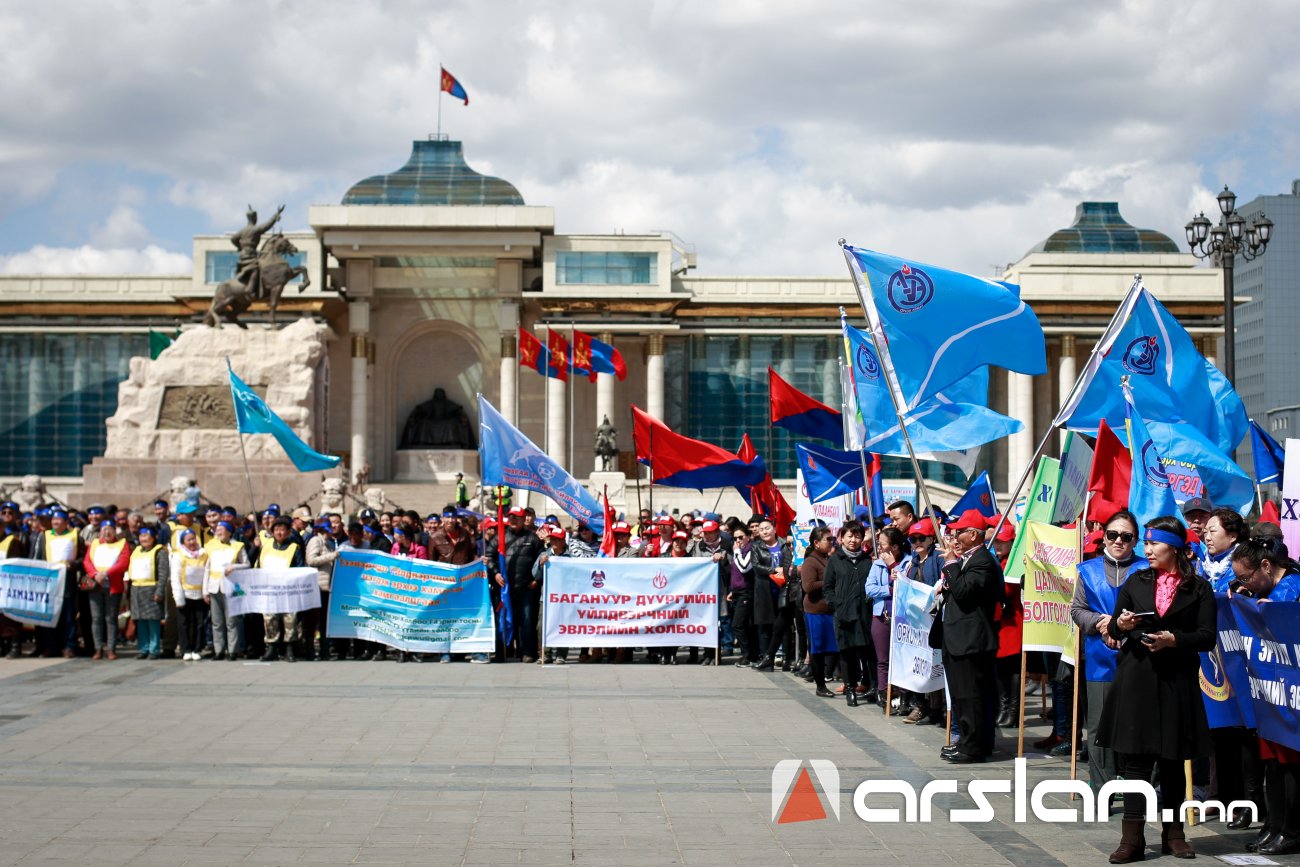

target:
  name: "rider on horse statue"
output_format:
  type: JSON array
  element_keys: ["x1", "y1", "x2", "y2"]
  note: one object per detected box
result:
[{"x1": 231, "y1": 204, "x2": 285, "y2": 300}]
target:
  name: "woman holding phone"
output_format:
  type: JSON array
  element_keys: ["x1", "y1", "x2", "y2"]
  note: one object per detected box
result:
[{"x1": 1096, "y1": 516, "x2": 1217, "y2": 863}]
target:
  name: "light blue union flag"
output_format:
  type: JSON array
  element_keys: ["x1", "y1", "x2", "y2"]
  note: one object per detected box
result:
[{"x1": 226, "y1": 360, "x2": 340, "y2": 472}]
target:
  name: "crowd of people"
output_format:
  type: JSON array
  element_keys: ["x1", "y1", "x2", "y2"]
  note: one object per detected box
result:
[{"x1": 0, "y1": 491, "x2": 1297, "y2": 857}]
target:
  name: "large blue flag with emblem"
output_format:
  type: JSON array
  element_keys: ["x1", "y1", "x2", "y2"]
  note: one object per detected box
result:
[
  {"x1": 1249, "y1": 419, "x2": 1285, "y2": 487},
  {"x1": 1144, "y1": 420, "x2": 1253, "y2": 515},
  {"x1": 1060, "y1": 283, "x2": 1247, "y2": 452},
  {"x1": 843, "y1": 245, "x2": 1046, "y2": 409},
  {"x1": 1124, "y1": 386, "x2": 1180, "y2": 528},
  {"x1": 227, "y1": 361, "x2": 340, "y2": 472},
  {"x1": 842, "y1": 322, "x2": 1023, "y2": 457},
  {"x1": 478, "y1": 396, "x2": 604, "y2": 535}
]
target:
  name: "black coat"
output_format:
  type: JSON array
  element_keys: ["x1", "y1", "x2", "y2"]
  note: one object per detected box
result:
[
  {"x1": 750, "y1": 540, "x2": 793, "y2": 626},
  {"x1": 1096, "y1": 570, "x2": 1216, "y2": 760},
  {"x1": 937, "y1": 546, "x2": 1005, "y2": 657},
  {"x1": 504, "y1": 529, "x2": 543, "y2": 590},
  {"x1": 822, "y1": 548, "x2": 872, "y2": 649}
]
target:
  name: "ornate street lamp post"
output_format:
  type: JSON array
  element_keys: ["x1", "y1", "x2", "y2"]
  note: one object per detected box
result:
[{"x1": 1185, "y1": 185, "x2": 1273, "y2": 385}]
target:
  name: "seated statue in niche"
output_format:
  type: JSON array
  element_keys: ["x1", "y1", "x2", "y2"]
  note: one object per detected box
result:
[{"x1": 400, "y1": 388, "x2": 477, "y2": 449}]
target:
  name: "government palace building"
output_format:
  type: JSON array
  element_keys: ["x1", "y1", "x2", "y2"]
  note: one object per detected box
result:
[{"x1": 0, "y1": 138, "x2": 1227, "y2": 511}]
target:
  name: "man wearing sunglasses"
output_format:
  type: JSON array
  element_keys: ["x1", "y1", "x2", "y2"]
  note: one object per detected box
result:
[{"x1": 934, "y1": 509, "x2": 1005, "y2": 764}]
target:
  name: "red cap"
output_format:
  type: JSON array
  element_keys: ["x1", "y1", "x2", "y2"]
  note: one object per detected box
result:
[
  {"x1": 548, "y1": 526, "x2": 566, "y2": 540},
  {"x1": 480, "y1": 518, "x2": 497, "y2": 530},
  {"x1": 702, "y1": 520, "x2": 720, "y2": 533},
  {"x1": 672, "y1": 530, "x2": 688, "y2": 541},
  {"x1": 993, "y1": 522, "x2": 1017, "y2": 543},
  {"x1": 656, "y1": 515, "x2": 674, "y2": 525},
  {"x1": 907, "y1": 517, "x2": 936, "y2": 538},
  {"x1": 507, "y1": 506, "x2": 526, "y2": 518},
  {"x1": 612, "y1": 521, "x2": 631, "y2": 534},
  {"x1": 643, "y1": 527, "x2": 660, "y2": 537},
  {"x1": 949, "y1": 509, "x2": 989, "y2": 532}
]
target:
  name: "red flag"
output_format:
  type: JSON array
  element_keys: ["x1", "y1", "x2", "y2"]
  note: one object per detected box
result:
[
  {"x1": 631, "y1": 406, "x2": 766, "y2": 489},
  {"x1": 599, "y1": 487, "x2": 617, "y2": 556},
  {"x1": 1261, "y1": 499, "x2": 1281, "y2": 526},
  {"x1": 737, "y1": 433, "x2": 759, "y2": 464},
  {"x1": 571, "y1": 330, "x2": 595, "y2": 381},
  {"x1": 1087, "y1": 419, "x2": 1131, "y2": 523},
  {"x1": 546, "y1": 329, "x2": 569, "y2": 382},
  {"x1": 734, "y1": 433, "x2": 795, "y2": 536}
]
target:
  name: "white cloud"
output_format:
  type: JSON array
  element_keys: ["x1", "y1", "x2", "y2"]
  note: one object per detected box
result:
[
  {"x1": 0, "y1": 0, "x2": 1296, "y2": 274},
  {"x1": 89, "y1": 205, "x2": 151, "y2": 247},
  {"x1": 0, "y1": 244, "x2": 191, "y2": 276}
]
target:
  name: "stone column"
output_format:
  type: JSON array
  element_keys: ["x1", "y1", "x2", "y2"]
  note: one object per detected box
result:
[
  {"x1": 547, "y1": 375, "x2": 566, "y2": 464},
  {"x1": 1200, "y1": 335, "x2": 1218, "y2": 369},
  {"x1": 595, "y1": 331, "x2": 616, "y2": 473},
  {"x1": 1058, "y1": 335, "x2": 1076, "y2": 451},
  {"x1": 1006, "y1": 370, "x2": 1035, "y2": 493},
  {"x1": 349, "y1": 301, "x2": 370, "y2": 485},
  {"x1": 500, "y1": 332, "x2": 517, "y2": 427},
  {"x1": 646, "y1": 333, "x2": 665, "y2": 420}
]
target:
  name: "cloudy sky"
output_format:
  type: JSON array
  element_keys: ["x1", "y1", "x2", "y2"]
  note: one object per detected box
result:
[{"x1": 1, "y1": 0, "x2": 1297, "y2": 278}]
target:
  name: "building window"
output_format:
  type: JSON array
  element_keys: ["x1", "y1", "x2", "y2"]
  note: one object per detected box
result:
[
  {"x1": 204, "y1": 250, "x2": 307, "y2": 284},
  {"x1": 556, "y1": 251, "x2": 657, "y2": 285},
  {"x1": 1273, "y1": 417, "x2": 1289, "y2": 432},
  {"x1": 0, "y1": 332, "x2": 149, "y2": 476}
]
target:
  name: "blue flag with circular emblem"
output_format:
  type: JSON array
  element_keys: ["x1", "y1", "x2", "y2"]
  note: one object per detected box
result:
[{"x1": 843, "y1": 245, "x2": 1047, "y2": 411}]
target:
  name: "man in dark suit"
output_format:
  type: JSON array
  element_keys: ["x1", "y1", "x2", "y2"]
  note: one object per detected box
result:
[{"x1": 936, "y1": 509, "x2": 1005, "y2": 763}]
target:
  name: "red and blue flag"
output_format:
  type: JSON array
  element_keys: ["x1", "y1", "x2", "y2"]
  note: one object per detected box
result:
[
  {"x1": 518, "y1": 328, "x2": 565, "y2": 380},
  {"x1": 769, "y1": 367, "x2": 842, "y2": 447},
  {"x1": 631, "y1": 406, "x2": 766, "y2": 491},
  {"x1": 440, "y1": 66, "x2": 469, "y2": 105}
]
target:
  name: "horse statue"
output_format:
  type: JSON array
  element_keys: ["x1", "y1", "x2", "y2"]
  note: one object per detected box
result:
[{"x1": 203, "y1": 233, "x2": 310, "y2": 328}]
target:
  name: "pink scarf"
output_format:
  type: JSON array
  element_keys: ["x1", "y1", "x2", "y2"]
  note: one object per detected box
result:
[{"x1": 1154, "y1": 570, "x2": 1180, "y2": 616}]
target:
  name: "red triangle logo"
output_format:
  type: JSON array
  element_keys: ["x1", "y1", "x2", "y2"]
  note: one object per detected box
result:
[{"x1": 777, "y1": 767, "x2": 827, "y2": 824}]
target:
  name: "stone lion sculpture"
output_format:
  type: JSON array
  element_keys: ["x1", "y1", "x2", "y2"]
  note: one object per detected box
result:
[
  {"x1": 13, "y1": 475, "x2": 48, "y2": 513},
  {"x1": 320, "y1": 477, "x2": 347, "y2": 513}
]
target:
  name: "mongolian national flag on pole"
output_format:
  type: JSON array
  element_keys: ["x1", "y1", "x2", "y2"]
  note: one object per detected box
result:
[
  {"x1": 518, "y1": 328, "x2": 565, "y2": 380},
  {"x1": 571, "y1": 330, "x2": 627, "y2": 381},
  {"x1": 226, "y1": 360, "x2": 340, "y2": 472},
  {"x1": 546, "y1": 329, "x2": 570, "y2": 382},
  {"x1": 631, "y1": 405, "x2": 766, "y2": 490},
  {"x1": 440, "y1": 66, "x2": 469, "y2": 104},
  {"x1": 768, "y1": 367, "x2": 843, "y2": 447}
]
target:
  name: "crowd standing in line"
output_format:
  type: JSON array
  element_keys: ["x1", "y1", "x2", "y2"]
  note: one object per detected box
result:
[{"x1": 0, "y1": 492, "x2": 1296, "y2": 858}]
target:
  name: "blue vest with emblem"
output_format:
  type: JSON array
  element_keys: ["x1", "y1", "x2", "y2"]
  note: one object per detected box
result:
[{"x1": 1079, "y1": 555, "x2": 1148, "y2": 683}]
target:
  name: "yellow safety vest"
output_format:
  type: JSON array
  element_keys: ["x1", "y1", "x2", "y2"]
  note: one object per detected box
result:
[
  {"x1": 128, "y1": 546, "x2": 160, "y2": 587},
  {"x1": 260, "y1": 542, "x2": 299, "y2": 571},
  {"x1": 177, "y1": 550, "x2": 207, "y2": 594},
  {"x1": 44, "y1": 529, "x2": 76, "y2": 565},
  {"x1": 88, "y1": 539, "x2": 127, "y2": 572},
  {"x1": 204, "y1": 538, "x2": 245, "y2": 593},
  {"x1": 168, "y1": 522, "x2": 207, "y2": 552}
]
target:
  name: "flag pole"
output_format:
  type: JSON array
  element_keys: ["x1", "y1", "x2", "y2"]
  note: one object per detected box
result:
[
  {"x1": 837, "y1": 265, "x2": 943, "y2": 536},
  {"x1": 834, "y1": 316, "x2": 881, "y2": 535},
  {"x1": 988, "y1": 274, "x2": 1145, "y2": 546},
  {"x1": 226, "y1": 357, "x2": 258, "y2": 513}
]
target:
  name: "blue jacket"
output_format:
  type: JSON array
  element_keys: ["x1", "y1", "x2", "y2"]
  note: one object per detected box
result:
[{"x1": 865, "y1": 555, "x2": 912, "y2": 617}]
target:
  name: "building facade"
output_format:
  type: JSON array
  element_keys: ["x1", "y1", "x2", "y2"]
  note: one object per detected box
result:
[{"x1": 0, "y1": 140, "x2": 1230, "y2": 508}]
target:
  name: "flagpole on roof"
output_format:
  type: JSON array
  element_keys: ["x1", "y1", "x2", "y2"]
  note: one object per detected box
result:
[
  {"x1": 990, "y1": 274, "x2": 1144, "y2": 544},
  {"x1": 838, "y1": 249, "x2": 945, "y2": 535}
]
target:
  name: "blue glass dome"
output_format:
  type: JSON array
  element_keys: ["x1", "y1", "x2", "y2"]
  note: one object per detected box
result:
[
  {"x1": 342, "y1": 140, "x2": 524, "y2": 206},
  {"x1": 1027, "y1": 202, "x2": 1178, "y2": 255}
]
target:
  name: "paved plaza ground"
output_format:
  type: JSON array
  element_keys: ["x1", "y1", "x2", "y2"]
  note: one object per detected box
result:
[{"x1": 0, "y1": 655, "x2": 1278, "y2": 866}]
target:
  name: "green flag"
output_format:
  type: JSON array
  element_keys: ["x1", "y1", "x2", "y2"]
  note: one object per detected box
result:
[
  {"x1": 1004, "y1": 456, "x2": 1061, "y2": 581},
  {"x1": 148, "y1": 329, "x2": 174, "y2": 360}
]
